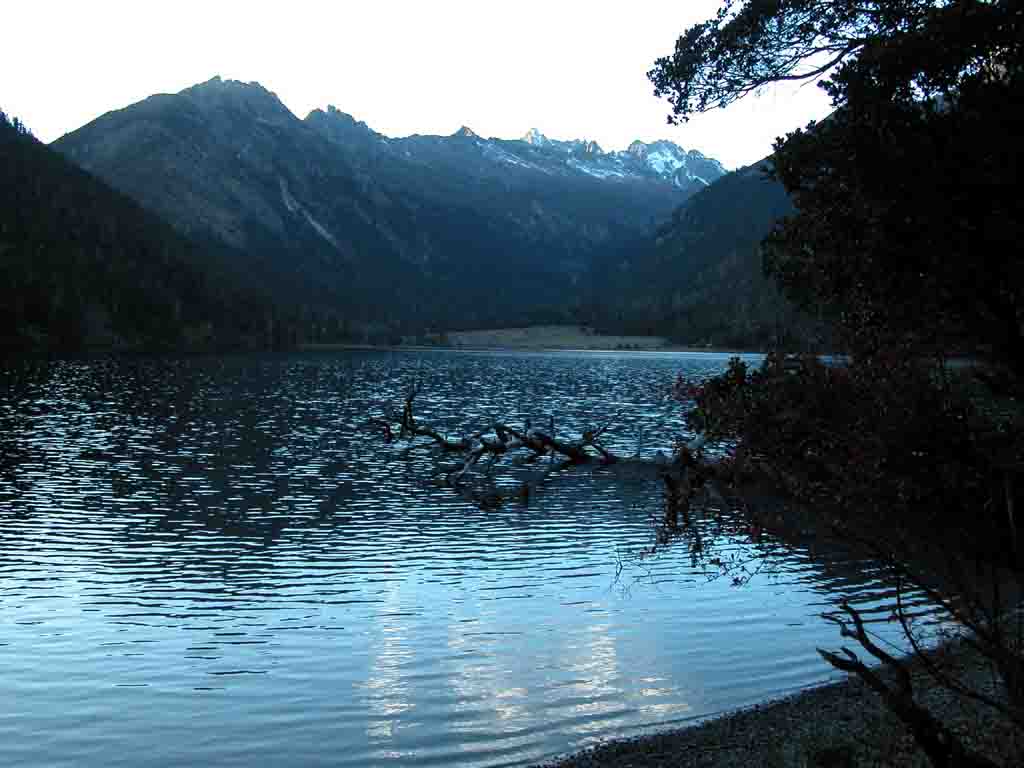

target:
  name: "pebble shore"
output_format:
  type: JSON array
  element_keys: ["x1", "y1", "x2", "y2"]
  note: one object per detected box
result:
[{"x1": 534, "y1": 643, "x2": 1019, "y2": 768}]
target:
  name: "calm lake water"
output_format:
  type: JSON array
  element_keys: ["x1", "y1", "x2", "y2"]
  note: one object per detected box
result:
[{"x1": 0, "y1": 350, "x2": 928, "y2": 767}]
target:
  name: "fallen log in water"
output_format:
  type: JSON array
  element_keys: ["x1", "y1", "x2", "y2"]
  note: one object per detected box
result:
[{"x1": 366, "y1": 385, "x2": 711, "y2": 512}]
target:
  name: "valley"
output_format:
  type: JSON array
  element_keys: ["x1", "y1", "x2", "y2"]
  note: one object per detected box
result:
[
  {"x1": 42, "y1": 77, "x2": 731, "y2": 343},
  {"x1": 2, "y1": 75, "x2": 820, "y2": 353}
]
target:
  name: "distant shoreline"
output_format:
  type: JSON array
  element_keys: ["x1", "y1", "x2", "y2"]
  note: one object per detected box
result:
[
  {"x1": 299, "y1": 324, "x2": 767, "y2": 355},
  {"x1": 298, "y1": 342, "x2": 763, "y2": 355}
]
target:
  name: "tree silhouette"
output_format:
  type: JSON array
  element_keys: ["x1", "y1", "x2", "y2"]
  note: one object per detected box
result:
[{"x1": 651, "y1": 0, "x2": 1024, "y2": 375}]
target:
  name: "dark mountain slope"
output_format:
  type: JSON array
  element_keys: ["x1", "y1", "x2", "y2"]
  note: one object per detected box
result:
[
  {"x1": 304, "y1": 107, "x2": 716, "y2": 222},
  {"x1": 0, "y1": 111, "x2": 277, "y2": 350},
  {"x1": 590, "y1": 162, "x2": 828, "y2": 349},
  {"x1": 54, "y1": 77, "x2": 727, "y2": 333},
  {"x1": 54, "y1": 78, "x2": 433, "y2": 328},
  {"x1": 303, "y1": 108, "x2": 724, "y2": 275}
]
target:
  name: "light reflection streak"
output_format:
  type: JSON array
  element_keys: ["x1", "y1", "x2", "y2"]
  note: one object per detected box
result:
[{"x1": 0, "y1": 352, "x2": 945, "y2": 768}]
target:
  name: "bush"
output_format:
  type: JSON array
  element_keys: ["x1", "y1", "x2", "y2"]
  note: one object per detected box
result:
[
  {"x1": 679, "y1": 352, "x2": 1015, "y2": 555},
  {"x1": 677, "y1": 353, "x2": 1024, "y2": 767}
]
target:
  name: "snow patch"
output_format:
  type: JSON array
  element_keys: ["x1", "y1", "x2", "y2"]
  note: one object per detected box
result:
[
  {"x1": 279, "y1": 177, "x2": 300, "y2": 213},
  {"x1": 646, "y1": 149, "x2": 686, "y2": 176},
  {"x1": 522, "y1": 127, "x2": 549, "y2": 146},
  {"x1": 279, "y1": 177, "x2": 344, "y2": 253},
  {"x1": 483, "y1": 143, "x2": 552, "y2": 173},
  {"x1": 567, "y1": 158, "x2": 627, "y2": 179},
  {"x1": 303, "y1": 211, "x2": 342, "y2": 250}
]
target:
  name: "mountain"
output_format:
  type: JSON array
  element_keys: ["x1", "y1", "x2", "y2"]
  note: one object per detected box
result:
[
  {"x1": 588, "y1": 160, "x2": 829, "y2": 349},
  {"x1": 53, "y1": 78, "x2": 420, "y2": 334},
  {"x1": 54, "y1": 77, "x2": 727, "y2": 335},
  {"x1": 304, "y1": 106, "x2": 724, "y2": 198},
  {"x1": 0, "y1": 109, "x2": 279, "y2": 350},
  {"x1": 624, "y1": 139, "x2": 726, "y2": 195}
]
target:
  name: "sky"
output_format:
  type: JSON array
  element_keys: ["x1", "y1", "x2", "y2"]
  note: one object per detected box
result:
[{"x1": 1, "y1": 1, "x2": 833, "y2": 169}]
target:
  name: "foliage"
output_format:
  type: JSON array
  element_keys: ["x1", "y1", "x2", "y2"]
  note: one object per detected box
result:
[
  {"x1": 653, "y1": 6, "x2": 1024, "y2": 755},
  {"x1": 0, "y1": 108, "x2": 32, "y2": 137},
  {"x1": 679, "y1": 354, "x2": 1024, "y2": 766},
  {"x1": 764, "y1": 12, "x2": 1024, "y2": 367},
  {"x1": 679, "y1": 354, "x2": 1019, "y2": 550},
  {"x1": 651, "y1": 0, "x2": 1024, "y2": 375},
  {"x1": 650, "y1": 0, "x2": 999, "y2": 122}
]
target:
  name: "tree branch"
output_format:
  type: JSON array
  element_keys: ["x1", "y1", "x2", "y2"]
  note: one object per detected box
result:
[
  {"x1": 366, "y1": 391, "x2": 632, "y2": 506},
  {"x1": 820, "y1": 600, "x2": 1001, "y2": 768}
]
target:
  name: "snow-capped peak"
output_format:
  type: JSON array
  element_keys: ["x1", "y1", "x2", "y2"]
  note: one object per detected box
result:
[
  {"x1": 305, "y1": 108, "x2": 728, "y2": 192},
  {"x1": 522, "y1": 128, "x2": 549, "y2": 147},
  {"x1": 627, "y1": 140, "x2": 649, "y2": 159},
  {"x1": 645, "y1": 143, "x2": 688, "y2": 176}
]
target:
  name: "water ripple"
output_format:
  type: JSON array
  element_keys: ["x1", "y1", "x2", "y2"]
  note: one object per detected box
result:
[{"x1": 0, "y1": 351, "x2": 937, "y2": 768}]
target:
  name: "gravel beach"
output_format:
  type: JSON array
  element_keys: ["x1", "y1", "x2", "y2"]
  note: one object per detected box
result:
[
  {"x1": 534, "y1": 641, "x2": 1020, "y2": 768},
  {"x1": 533, "y1": 480, "x2": 1021, "y2": 767}
]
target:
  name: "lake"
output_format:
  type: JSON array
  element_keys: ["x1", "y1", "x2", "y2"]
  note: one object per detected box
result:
[{"x1": 0, "y1": 350, "x2": 929, "y2": 767}]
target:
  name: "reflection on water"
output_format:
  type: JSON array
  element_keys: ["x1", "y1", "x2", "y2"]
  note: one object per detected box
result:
[{"x1": 0, "y1": 351, "x2": 931, "y2": 767}]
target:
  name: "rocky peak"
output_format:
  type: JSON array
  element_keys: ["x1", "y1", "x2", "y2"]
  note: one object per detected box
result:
[
  {"x1": 181, "y1": 76, "x2": 293, "y2": 123},
  {"x1": 313, "y1": 105, "x2": 372, "y2": 131},
  {"x1": 452, "y1": 125, "x2": 479, "y2": 139},
  {"x1": 627, "y1": 140, "x2": 649, "y2": 159},
  {"x1": 522, "y1": 127, "x2": 549, "y2": 147},
  {"x1": 305, "y1": 106, "x2": 379, "y2": 147},
  {"x1": 648, "y1": 139, "x2": 687, "y2": 155},
  {"x1": 326, "y1": 104, "x2": 357, "y2": 120}
]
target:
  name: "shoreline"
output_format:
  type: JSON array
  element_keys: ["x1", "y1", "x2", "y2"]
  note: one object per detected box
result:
[
  {"x1": 298, "y1": 342, "x2": 766, "y2": 355},
  {"x1": 533, "y1": 639, "x2": 1015, "y2": 767},
  {"x1": 301, "y1": 323, "x2": 773, "y2": 355},
  {"x1": 532, "y1": 475, "x2": 1019, "y2": 768}
]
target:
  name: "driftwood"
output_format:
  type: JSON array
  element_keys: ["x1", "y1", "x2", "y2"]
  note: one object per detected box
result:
[{"x1": 367, "y1": 385, "x2": 708, "y2": 510}]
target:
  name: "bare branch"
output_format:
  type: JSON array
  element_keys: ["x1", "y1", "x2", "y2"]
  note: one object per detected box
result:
[
  {"x1": 368, "y1": 390, "x2": 633, "y2": 507},
  {"x1": 820, "y1": 601, "x2": 1001, "y2": 768},
  {"x1": 893, "y1": 575, "x2": 1024, "y2": 728}
]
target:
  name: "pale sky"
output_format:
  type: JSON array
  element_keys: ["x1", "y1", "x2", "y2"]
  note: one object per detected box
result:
[{"x1": 1, "y1": 1, "x2": 833, "y2": 169}]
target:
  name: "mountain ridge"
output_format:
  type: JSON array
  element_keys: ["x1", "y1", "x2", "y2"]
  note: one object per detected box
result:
[
  {"x1": 304, "y1": 106, "x2": 725, "y2": 191},
  {"x1": 53, "y1": 76, "x2": 728, "y2": 335}
]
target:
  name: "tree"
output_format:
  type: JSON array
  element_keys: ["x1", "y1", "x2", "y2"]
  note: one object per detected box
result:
[
  {"x1": 1, "y1": 109, "x2": 33, "y2": 138},
  {"x1": 650, "y1": 0, "x2": 1024, "y2": 374},
  {"x1": 677, "y1": 353, "x2": 1024, "y2": 766},
  {"x1": 652, "y1": 6, "x2": 1024, "y2": 764}
]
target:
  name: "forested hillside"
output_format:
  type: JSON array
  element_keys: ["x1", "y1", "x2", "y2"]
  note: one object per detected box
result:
[
  {"x1": 587, "y1": 162, "x2": 828, "y2": 349},
  {"x1": 0, "y1": 111, "x2": 280, "y2": 350}
]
